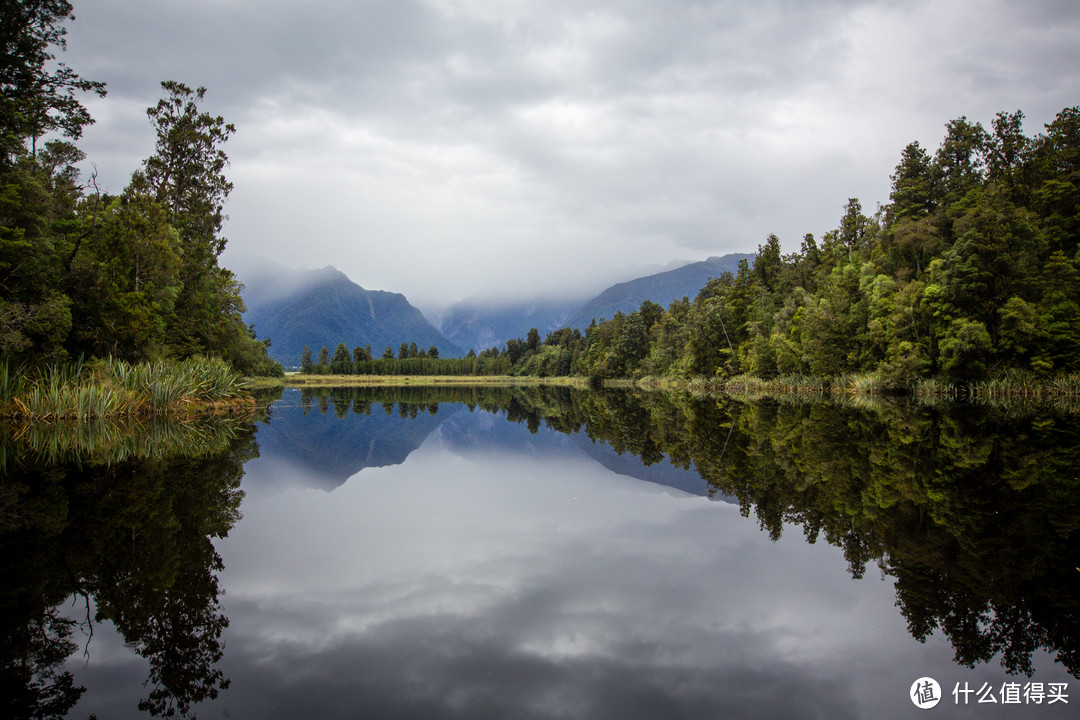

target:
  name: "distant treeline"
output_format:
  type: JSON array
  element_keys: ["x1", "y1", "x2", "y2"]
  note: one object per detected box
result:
[{"x1": 300, "y1": 327, "x2": 586, "y2": 376}]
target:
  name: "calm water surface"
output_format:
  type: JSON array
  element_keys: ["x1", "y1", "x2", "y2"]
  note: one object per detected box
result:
[{"x1": 3, "y1": 386, "x2": 1078, "y2": 718}]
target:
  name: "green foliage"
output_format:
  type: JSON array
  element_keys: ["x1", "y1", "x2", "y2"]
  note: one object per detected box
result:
[
  {"x1": 0, "y1": 356, "x2": 248, "y2": 421},
  {"x1": 300, "y1": 345, "x2": 314, "y2": 374},
  {"x1": 561, "y1": 104, "x2": 1080, "y2": 388},
  {"x1": 0, "y1": 10, "x2": 279, "y2": 376},
  {"x1": 314, "y1": 346, "x2": 330, "y2": 374},
  {"x1": 0, "y1": 0, "x2": 106, "y2": 165},
  {"x1": 330, "y1": 342, "x2": 351, "y2": 374},
  {"x1": 0, "y1": 417, "x2": 255, "y2": 716}
]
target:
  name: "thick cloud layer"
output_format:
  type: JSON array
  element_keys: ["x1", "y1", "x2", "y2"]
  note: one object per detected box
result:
[{"x1": 61, "y1": 0, "x2": 1080, "y2": 307}]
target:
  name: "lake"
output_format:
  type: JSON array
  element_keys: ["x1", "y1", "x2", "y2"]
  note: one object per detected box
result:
[{"x1": 2, "y1": 385, "x2": 1078, "y2": 718}]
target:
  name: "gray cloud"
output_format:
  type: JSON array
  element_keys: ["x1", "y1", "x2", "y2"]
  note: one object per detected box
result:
[{"x1": 60, "y1": 0, "x2": 1080, "y2": 308}]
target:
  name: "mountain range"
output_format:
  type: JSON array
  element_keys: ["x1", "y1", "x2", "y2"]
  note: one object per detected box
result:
[
  {"x1": 437, "y1": 253, "x2": 753, "y2": 352},
  {"x1": 563, "y1": 253, "x2": 753, "y2": 330},
  {"x1": 233, "y1": 252, "x2": 754, "y2": 364},
  {"x1": 437, "y1": 297, "x2": 581, "y2": 354},
  {"x1": 235, "y1": 261, "x2": 462, "y2": 367}
]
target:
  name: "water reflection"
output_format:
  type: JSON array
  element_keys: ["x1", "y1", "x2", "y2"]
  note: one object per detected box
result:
[
  {"x1": 0, "y1": 417, "x2": 257, "y2": 719},
  {"x1": 253, "y1": 386, "x2": 1080, "y2": 682},
  {"x1": 247, "y1": 386, "x2": 711, "y2": 496},
  {"x1": 1, "y1": 386, "x2": 1078, "y2": 718}
]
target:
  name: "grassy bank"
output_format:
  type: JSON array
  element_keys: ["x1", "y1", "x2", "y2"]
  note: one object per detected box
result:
[
  {"x1": 256, "y1": 374, "x2": 589, "y2": 388},
  {"x1": 631, "y1": 370, "x2": 1080, "y2": 410},
  {"x1": 1, "y1": 357, "x2": 254, "y2": 422},
  {"x1": 245, "y1": 369, "x2": 1080, "y2": 414},
  {"x1": 257, "y1": 369, "x2": 1080, "y2": 398}
]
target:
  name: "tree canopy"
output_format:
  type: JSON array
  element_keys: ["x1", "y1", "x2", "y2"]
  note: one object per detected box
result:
[
  {"x1": 570, "y1": 106, "x2": 1080, "y2": 386},
  {"x1": 0, "y1": 7, "x2": 279, "y2": 375}
]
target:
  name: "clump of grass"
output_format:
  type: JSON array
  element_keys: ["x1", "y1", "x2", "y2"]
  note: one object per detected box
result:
[
  {"x1": 1, "y1": 356, "x2": 249, "y2": 422},
  {"x1": 912, "y1": 376, "x2": 959, "y2": 400},
  {"x1": 713, "y1": 373, "x2": 832, "y2": 400},
  {"x1": 913, "y1": 370, "x2": 1080, "y2": 410},
  {"x1": 834, "y1": 372, "x2": 892, "y2": 395}
]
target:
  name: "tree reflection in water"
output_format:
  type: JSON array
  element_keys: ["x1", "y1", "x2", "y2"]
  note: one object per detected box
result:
[
  {"x1": 2, "y1": 384, "x2": 1078, "y2": 718},
  {"x1": 0, "y1": 417, "x2": 257, "y2": 719},
  {"x1": 295, "y1": 384, "x2": 1080, "y2": 679}
]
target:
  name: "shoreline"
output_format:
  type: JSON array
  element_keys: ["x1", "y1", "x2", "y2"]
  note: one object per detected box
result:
[{"x1": 254, "y1": 374, "x2": 589, "y2": 388}]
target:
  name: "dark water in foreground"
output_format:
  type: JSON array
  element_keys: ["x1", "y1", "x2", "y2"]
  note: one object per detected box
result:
[{"x1": 2, "y1": 385, "x2": 1078, "y2": 719}]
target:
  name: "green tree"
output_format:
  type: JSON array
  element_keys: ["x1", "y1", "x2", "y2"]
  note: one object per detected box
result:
[
  {"x1": 300, "y1": 345, "x2": 314, "y2": 373},
  {"x1": 136, "y1": 82, "x2": 234, "y2": 261},
  {"x1": 1032, "y1": 106, "x2": 1080, "y2": 256},
  {"x1": 0, "y1": 0, "x2": 107, "y2": 363},
  {"x1": 887, "y1": 141, "x2": 936, "y2": 223},
  {"x1": 983, "y1": 110, "x2": 1031, "y2": 200},
  {"x1": 67, "y1": 190, "x2": 181, "y2": 360},
  {"x1": 753, "y1": 234, "x2": 783, "y2": 293},
  {"x1": 125, "y1": 81, "x2": 276, "y2": 373},
  {"x1": 0, "y1": 0, "x2": 106, "y2": 164},
  {"x1": 331, "y1": 342, "x2": 351, "y2": 374},
  {"x1": 934, "y1": 115, "x2": 988, "y2": 208}
]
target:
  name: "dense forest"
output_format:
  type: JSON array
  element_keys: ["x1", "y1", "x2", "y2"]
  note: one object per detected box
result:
[
  {"x1": 574, "y1": 106, "x2": 1080, "y2": 385},
  {"x1": 321, "y1": 104, "x2": 1080, "y2": 388},
  {"x1": 0, "y1": 1, "x2": 280, "y2": 376}
]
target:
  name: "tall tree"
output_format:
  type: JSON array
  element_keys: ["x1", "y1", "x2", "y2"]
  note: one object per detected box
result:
[
  {"x1": 128, "y1": 81, "x2": 236, "y2": 357},
  {"x1": 120, "y1": 81, "x2": 275, "y2": 373},
  {"x1": 526, "y1": 328, "x2": 540, "y2": 353},
  {"x1": 300, "y1": 345, "x2": 314, "y2": 373},
  {"x1": 933, "y1": 116, "x2": 988, "y2": 210},
  {"x1": 331, "y1": 342, "x2": 350, "y2": 374},
  {"x1": 135, "y1": 82, "x2": 234, "y2": 259},
  {"x1": 888, "y1": 141, "x2": 935, "y2": 222},
  {"x1": 0, "y1": 0, "x2": 105, "y2": 164},
  {"x1": 0, "y1": 1, "x2": 102, "y2": 362}
]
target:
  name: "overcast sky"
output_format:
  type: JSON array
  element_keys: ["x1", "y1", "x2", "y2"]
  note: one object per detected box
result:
[{"x1": 61, "y1": 0, "x2": 1080, "y2": 310}]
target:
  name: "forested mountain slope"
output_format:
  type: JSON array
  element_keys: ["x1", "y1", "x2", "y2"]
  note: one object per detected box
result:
[
  {"x1": 565, "y1": 254, "x2": 754, "y2": 330},
  {"x1": 241, "y1": 265, "x2": 462, "y2": 367}
]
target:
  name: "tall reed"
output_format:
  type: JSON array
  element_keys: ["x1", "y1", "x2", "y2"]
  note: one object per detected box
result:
[{"x1": 0, "y1": 356, "x2": 249, "y2": 422}]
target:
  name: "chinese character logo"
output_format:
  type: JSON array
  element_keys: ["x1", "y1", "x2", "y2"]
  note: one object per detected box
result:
[{"x1": 911, "y1": 677, "x2": 942, "y2": 709}]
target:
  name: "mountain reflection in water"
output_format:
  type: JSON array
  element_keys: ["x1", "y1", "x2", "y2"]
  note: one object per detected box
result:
[
  {"x1": 246, "y1": 386, "x2": 716, "y2": 497},
  {"x1": 1, "y1": 384, "x2": 1077, "y2": 718}
]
